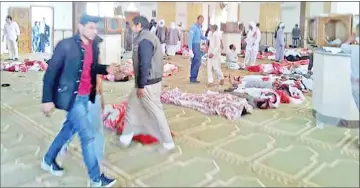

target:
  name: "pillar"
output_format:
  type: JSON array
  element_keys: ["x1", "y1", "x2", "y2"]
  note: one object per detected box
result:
[{"x1": 226, "y1": 2, "x2": 239, "y2": 22}]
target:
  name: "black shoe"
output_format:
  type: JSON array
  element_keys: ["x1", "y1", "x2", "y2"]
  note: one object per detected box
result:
[
  {"x1": 41, "y1": 158, "x2": 65, "y2": 176},
  {"x1": 90, "y1": 173, "x2": 117, "y2": 187},
  {"x1": 14, "y1": 58, "x2": 19, "y2": 61}
]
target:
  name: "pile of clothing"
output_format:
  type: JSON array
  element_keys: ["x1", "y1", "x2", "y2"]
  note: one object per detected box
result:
[
  {"x1": 160, "y1": 88, "x2": 253, "y2": 120},
  {"x1": 176, "y1": 44, "x2": 190, "y2": 56},
  {"x1": 162, "y1": 63, "x2": 179, "y2": 77},
  {"x1": 257, "y1": 52, "x2": 275, "y2": 60},
  {"x1": 102, "y1": 102, "x2": 174, "y2": 144},
  {"x1": 246, "y1": 60, "x2": 310, "y2": 75},
  {"x1": 1, "y1": 59, "x2": 48, "y2": 72},
  {"x1": 101, "y1": 60, "x2": 134, "y2": 82},
  {"x1": 226, "y1": 75, "x2": 308, "y2": 107},
  {"x1": 221, "y1": 88, "x2": 281, "y2": 109},
  {"x1": 102, "y1": 60, "x2": 179, "y2": 81}
]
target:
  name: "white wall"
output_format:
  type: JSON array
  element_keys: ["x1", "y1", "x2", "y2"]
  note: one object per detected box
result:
[
  {"x1": 1, "y1": 2, "x2": 72, "y2": 30},
  {"x1": 239, "y1": 2, "x2": 261, "y2": 26},
  {"x1": 331, "y1": 2, "x2": 359, "y2": 15},
  {"x1": 281, "y1": 2, "x2": 301, "y2": 32},
  {"x1": 308, "y1": 2, "x2": 325, "y2": 17}
]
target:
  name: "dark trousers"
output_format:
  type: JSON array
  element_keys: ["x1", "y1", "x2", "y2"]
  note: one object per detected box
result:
[
  {"x1": 190, "y1": 43, "x2": 201, "y2": 82},
  {"x1": 39, "y1": 33, "x2": 46, "y2": 53}
]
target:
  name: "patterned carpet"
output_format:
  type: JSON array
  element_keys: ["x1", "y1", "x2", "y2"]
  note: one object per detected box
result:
[{"x1": 1, "y1": 55, "x2": 359, "y2": 187}]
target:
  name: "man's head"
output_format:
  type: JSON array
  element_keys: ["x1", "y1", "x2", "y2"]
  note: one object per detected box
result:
[
  {"x1": 34, "y1": 21, "x2": 38, "y2": 26},
  {"x1": 131, "y1": 15, "x2": 150, "y2": 33},
  {"x1": 249, "y1": 22, "x2": 256, "y2": 30},
  {"x1": 78, "y1": 14, "x2": 100, "y2": 41},
  {"x1": 295, "y1": 24, "x2": 298, "y2": 28},
  {"x1": 210, "y1": 24, "x2": 218, "y2": 32},
  {"x1": 196, "y1": 15, "x2": 204, "y2": 26},
  {"x1": 229, "y1": 44, "x2": 236, "y2": 51},
  {"x1": 5, "y1": 15, "x2": 12, "y2": 24},
  {"x1": 42, "y1": 17, "x2": 46, "y2": 23},
  {"x1": 256, "y1": 23, "x2": 260, "y2": 28},
  {"x1": 280, "y1": 22, "x2": 285, "y2": 29}
]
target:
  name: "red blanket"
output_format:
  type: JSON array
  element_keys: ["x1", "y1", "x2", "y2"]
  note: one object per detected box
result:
[
  {"x1": 102, "y1": 102, "x2": 174, "y2": 145},
  {"x1": 1, "y1": 59, "x2": 47, "y2": 72}
]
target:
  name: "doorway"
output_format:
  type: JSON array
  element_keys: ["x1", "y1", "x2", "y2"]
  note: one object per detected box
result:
[{"x1": 30, "y1": 6, "x2": 54, "y2": 53}]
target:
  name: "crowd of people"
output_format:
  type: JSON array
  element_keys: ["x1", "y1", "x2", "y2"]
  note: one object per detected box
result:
[
  {"x1": 31, "y1": 17, "x2": 51, "y2": 53},
  {"x1": 2, "y1": 10, "x2": 358, "y2": 187}
]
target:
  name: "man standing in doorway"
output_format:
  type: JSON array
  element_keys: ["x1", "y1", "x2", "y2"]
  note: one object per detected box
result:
[
  {"x1": 119, "y1": 16, "x2": 175, "y2": 152},
  {"x1": 41, "y1": 14, "x2": 120, "y2": 187},
  {"x1": 188, "y1": 15, "x2": 207, "y2": 83},
  {"x1": 2, "y1": 15, "x2": 20, "y2": 61},
  {"x1": 39, "y1": 17, "x2": 50, "y2": 53},
  {"x1": 292, "y1": 24, "x2": 301, "y2": 48}
]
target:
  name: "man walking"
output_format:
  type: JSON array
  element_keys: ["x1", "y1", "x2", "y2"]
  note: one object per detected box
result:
[
  {"x1": 38, "y1": 17, "x2": 50, "y2": 53},
  {"x1": 41, "y1": 14, "x2": 119, "y2": 187},
  {"x1": 2, "y1": 15, "x2": 20, "y2": 60},
  {"x1": 188, "y1": 15, "x2": 207, "y2": 83},
  {"x1": 119, "y1": 16, "x2": 175, "y2": 152},
  {"x1": 292, "y1": 24, "x2": 301, "y2": 48}
]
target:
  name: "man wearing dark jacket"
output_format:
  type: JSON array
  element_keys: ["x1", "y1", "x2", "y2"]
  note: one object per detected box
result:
[{"x1": 41, "y1": 14, "x2": 119, "y2": 187}]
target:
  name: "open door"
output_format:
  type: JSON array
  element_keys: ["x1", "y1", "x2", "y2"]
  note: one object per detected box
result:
[
  {"x1": 8, "y1": 7, "x2": 31, "y2": 54},
  {"x1": 31, "y1": 6, "x2": 54, "y2": 53}
]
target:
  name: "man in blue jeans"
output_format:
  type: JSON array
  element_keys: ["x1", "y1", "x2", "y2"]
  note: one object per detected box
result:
[
  {"x1": 188, "y1": 15, "x2": 207, "y2": 83},
  {"x1": 41, "y1": 14, "x2": 120, "y2": 187}
]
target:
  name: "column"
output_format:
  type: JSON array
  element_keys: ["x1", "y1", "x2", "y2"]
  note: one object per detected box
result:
[{"x1": 226, "y1": 2, "x2": 239, "y2": 22}]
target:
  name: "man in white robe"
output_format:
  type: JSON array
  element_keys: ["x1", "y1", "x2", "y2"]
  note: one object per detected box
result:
[
  {"x1": 207, "y1": 24, "x2": 224, "y2": 87},
  {"x1": 2, "y1": 15, "x2": 20, "y2": 60},
  {"x1": 243, "y1": 22, "x2": 258, "y2": 67}
]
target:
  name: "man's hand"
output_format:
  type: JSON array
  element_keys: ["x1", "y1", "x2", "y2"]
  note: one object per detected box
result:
[
  {"x1": 208, "y1": 53, "x2": 214, "y2": 59},
  {"x1": 137, "y1": 88, "x2": 144, "y2": 98},
  {"x1": 42, "y1": 102, "x2": 55, "y2": 117},
  {"x1": 106, "y1": 63, "x2": 120, "y2": 74},
  {"x1": 346, "y1": 33, "x2": 356, "y2": 44},
  {"x1": 189, "y1": 50, "x2": 194, "y2": 58}
]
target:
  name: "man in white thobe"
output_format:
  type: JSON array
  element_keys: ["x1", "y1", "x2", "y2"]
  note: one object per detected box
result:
[
  {"x1": 2, "y1": 15, "x2": 20, "y2": 60},
  {"x1": 243, "y1": 22, "x2": 258, "y2": 67},
  {"x1": 207, "y1": 24, "x2": 224, "y2": 87}
]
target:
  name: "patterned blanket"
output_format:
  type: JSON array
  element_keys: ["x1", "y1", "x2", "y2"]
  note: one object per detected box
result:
[{"x1": 160, "y1": 88, "x2": 253, "y2": 120}]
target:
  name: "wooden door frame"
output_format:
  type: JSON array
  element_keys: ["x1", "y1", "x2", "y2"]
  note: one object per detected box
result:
[{"x1": 30, "y1": 5, "x2": 55, "y2": 52}]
